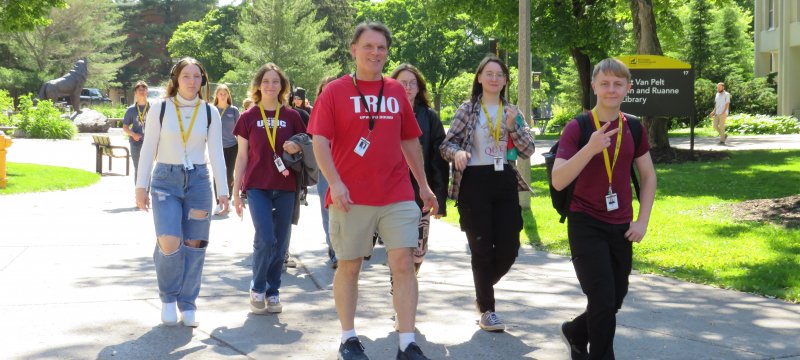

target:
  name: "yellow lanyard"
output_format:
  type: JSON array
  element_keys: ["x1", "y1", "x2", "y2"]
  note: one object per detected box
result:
[
  {"x1": 136, "y1": 103, "x2": 148, "y2": 126},
  {"x1": 259, "y1": 104, "x2": 281, "y2": 153},
  {"x1": 591, "y1": 109, "x2": 624, "y2": 191},
  {"x1": 480, "y1": 100, "x2": 503, "y2": 147},
  {"x1": 173, "y1": 98, "x2": 201, "y2": 151},
  {"x1": 218, "y1": 105, "x2": 227, "y2": 118}
]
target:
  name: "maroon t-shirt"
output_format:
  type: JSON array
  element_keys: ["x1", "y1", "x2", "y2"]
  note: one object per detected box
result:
[
  {"x1": 233, "y1": 105, "x2": 306, "y2": 192},
  {"x1": 556, "y1": 112, "x2": 650, "y2": 224}
]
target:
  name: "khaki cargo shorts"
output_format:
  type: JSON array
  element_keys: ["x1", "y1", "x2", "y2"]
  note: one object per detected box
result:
[{"x1": 329, "y1": 201, "x2": 420, "y2": 261}]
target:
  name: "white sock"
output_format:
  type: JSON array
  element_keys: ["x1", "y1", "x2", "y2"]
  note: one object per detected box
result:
[
  {"x1": 399, "y1": 332, "x2": 416, "y2": 351},
  {"x1": 341, "y1": 329, "x2": 357, "y2": 344}
]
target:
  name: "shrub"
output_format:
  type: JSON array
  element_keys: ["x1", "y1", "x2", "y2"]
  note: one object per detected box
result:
[
  {"x1": 546, "y1": 103, "x2": 581, "y2": 134},
  {"x1": 14, "y1": 94, "x2": 76, "y2": 139},
  {"x1": 728, "y1": 76, "x2": 777, "y2": 115},
  {"x1": 94, "y1": 104, "x2": 127, "y2": 118},
  {"x1": 0, "y1": 89, "x2": 14, "y2": 126},
  {"x1": 439, "y1": 105, "x2": 456, "y2": 126},
  {"x1": 726, "y1": 114, "x2": 800, "y2": 135}
]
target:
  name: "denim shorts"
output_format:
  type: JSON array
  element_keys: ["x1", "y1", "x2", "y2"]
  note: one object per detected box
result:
[{"x1": 150, "y1": 163, "x2": 212, "y2": 241}]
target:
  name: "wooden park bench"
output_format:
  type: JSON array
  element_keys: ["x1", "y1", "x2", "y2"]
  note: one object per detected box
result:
[{"x1": 91, "y1": 135, "x2": 130, "y2": 176}]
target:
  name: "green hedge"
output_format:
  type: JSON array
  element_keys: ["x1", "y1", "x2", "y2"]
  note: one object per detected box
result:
[
  {"x1": 94, "y1": 104, "x2": 128, "y2": 119},
  {"x1": 14, "y1": 94, "x2": 76, "y2": 139},
  {"x1": 726, "y1": 114, "x2": 800, "y2": 135},
  {"x1": 0, "y1": 89, "x2": 14, "y2": 126}
]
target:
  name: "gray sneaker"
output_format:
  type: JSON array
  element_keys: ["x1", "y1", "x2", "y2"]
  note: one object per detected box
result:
[
  {"x1": 250, "y1": 291, "x2": 267, "y2": 314},
  {"x1": 479, "y1": 311, "x2": 505, "y2": 332},
  {"x1": 267, "y1": 295, "x2": 283, "y2": 313}
]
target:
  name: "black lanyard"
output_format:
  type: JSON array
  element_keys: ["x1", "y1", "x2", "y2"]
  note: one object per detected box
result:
[{"x1": 352, "y1": 73, "x2": 384, "y2": 131}]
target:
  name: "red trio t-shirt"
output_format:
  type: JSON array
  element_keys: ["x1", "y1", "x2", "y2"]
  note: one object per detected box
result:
[
  {"x1": 307, "y1": 74, "x2": 422, "y2": 207},
  {"x1": 233, "y1": 105, "x2": 306, "y2": 192},
  {"x1": 555, "y1": 112, "x2": 650, "y2": 224}
]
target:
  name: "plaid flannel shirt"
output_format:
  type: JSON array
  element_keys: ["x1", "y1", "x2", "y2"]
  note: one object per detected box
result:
[{"x1": 439, "y1": 97, "x2": 535, "y2": 201}]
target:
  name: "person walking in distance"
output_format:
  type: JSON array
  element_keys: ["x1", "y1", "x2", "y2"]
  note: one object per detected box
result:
[
  {"x1": 123, "y1": 80, "x2": 149, "y2": 183},
  {"x1": 135, "y1": 57, "x2": 229, "y2": 328},
  {"x1": 212, "y1": 84, "x2": 240, "y2": 215},
  {"x1": 709, "y1": 82, "x2": 731, "y2": 144},
  {"x1": 552, "y1": 58, "x2": 657, "y2": 359},
  {"x1": 308, "y1": 22, "x2": 437, "y2": 360},
  {"x1": 439, "y1": 55, "x2": 536, "y2": 333}
]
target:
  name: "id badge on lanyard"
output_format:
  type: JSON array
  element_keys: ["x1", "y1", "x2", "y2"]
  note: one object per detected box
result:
[
  {"x1": 274, "y1": 154, "x2": 288, "y2": 176},
  {"x1": 493, "y1": 156, "x2": 503, "y2": 171},
  {"x1": 605, "y1": 187, "x2": 619, "y2": 211},
  {"x1": 354, "y1": 136, "x2": 370, "y2": 157},
  {"x1": 183, "y1": 154, "x2": 194, "y2": 170}
]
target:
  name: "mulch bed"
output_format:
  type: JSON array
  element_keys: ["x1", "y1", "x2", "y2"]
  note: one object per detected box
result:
[
  {"x1": 650, "y1": 147, "x2": 730, "y2": 164},
  {"x1": 651, "y1": 147, "x2": 798, "y2": 228},
  {"x1": 728, "y1": 195, "x2": 800, "y2": 229}
]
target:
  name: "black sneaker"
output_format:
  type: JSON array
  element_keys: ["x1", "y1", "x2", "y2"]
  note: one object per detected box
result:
[
  {"x1": 338, "y1": 337, "x2": 369, "y2": 360},
  {"x1": 396, "y1": 342, "x2": 429, "y2": 360},
  {"x1": 560, "y1": 321, "x2": 588, "y2": 360}
]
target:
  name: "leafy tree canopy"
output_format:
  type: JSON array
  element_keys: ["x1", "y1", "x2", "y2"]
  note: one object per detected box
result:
[{"x1": 0, "y1": 0, "x2": 66, "y2": 33}]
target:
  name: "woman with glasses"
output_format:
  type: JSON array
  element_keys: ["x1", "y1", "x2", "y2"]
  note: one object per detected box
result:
[
  {"x1": 440, "y1": 55, "x2": 535, "y2": 332},
  {"x1": 387, "y1": 63, "x2": 448, "y2": 281}
]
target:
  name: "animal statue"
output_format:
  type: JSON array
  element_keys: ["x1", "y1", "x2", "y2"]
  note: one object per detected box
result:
[{"x1": 37, "y1": 59, "x2": 88, "y2": 114}]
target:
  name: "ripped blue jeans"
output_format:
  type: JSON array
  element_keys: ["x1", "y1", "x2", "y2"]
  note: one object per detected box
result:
[{"x1": 150, "y1": 163, "x2": 212, "y2": 311}]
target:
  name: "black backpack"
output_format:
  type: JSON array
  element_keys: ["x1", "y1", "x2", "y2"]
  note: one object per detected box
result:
[{"x1": 542, "y1": 112, "x2": 643, "y2": 223}]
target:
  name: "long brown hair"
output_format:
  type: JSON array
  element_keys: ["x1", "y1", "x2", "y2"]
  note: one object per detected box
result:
[
  {"x1": 470, "y1": 55, "x2": 509, "y2": 104},
  {"x1": 249, "y1": 63, "x2": 290, "y2": 105},
  {"x1": 213, "y1": 84, "x2": 233, "y2": 107},
  {"x1": 390, "y1": 63, "x2": 431, "y2": 109},
  {"x1": 166, "y1": 57, "x2": 210, "y2": 100}
]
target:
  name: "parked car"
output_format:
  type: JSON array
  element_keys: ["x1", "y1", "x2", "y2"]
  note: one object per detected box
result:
[
  {"x1": 58, "y1": 88, "x2": 112, "y2": 108},
  {"x1": 147, "y1": 87, "x2": 166, "y2": 101}
]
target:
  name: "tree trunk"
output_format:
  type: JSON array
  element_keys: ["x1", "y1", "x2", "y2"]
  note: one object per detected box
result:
[
  {"x1": 571, "y1": 48, "x2": 593, "y2": 110},
  {"x1": 630, "y1": 0, "x2": 671, "y2": 149}
]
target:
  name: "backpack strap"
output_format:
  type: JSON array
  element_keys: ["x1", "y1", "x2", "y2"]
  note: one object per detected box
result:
[
  {"x1": 624, "y1": 113, "x2": 643, "y2": 202},
  {"x1": 159, "y1": 100, "x2": 166, "y2": 126},
  {"x1": 557, "y1": 112, "x2": 592, "y2": 223},
  {"x1": 160, "y1": 100, "x2": 212, "y2": 129},
  {"x1": 206, "y1": 103, "x2": 211, "y2": 128}
]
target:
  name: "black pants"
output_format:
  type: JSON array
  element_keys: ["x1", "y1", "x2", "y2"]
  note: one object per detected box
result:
[
  {"x1": 457, "y1": 165, "x2": 522, "y2": 313},
  {"x1": 565, "y1": 212, "x2": 632, "y2": 360},
  {"x1": 214, "y1": 144, "x2": 238, "y2": 203}
]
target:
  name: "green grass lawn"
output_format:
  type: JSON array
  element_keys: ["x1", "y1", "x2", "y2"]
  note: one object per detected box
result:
[
  {"x1": 536, "y1": 127, "x2": 718, "y2": 140},
  {"x1": 0, "y1": 162, "x2": 100, "y2": 195},
  {"x1": 669, "y1": 126, "x2": 723, "y2": 138},
  {"x1": 442, "y1": 150, "x2": 800, "y2": 303}
]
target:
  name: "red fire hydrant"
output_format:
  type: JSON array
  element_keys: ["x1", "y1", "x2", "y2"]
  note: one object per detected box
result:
[{"x1": 0, "y1": 131, "x2": 12, "y2": 189}]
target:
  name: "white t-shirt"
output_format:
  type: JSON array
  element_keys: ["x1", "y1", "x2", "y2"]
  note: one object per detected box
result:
[
  {"x1": 714, "y1": 91, "x2": 730, "y2": 115},
  {"x1": 469, "y1": 103, "x2": 508, "y2": 166},
  {"x1": 135, "y1": 94, "x2": 228, "y2": 197}
]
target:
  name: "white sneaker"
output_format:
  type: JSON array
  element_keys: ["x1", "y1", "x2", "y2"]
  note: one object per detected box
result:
[
  {"x1": 181, "y1": 310, "x2": 199, "y2": 327},
  {"x1": 267, "y1": 295, "x2": 282, "y2": 313},
  {"x1": 250, "y1": 291, "x2": 267, "y2": 314},
  {"x1": 161, "y1": 302, "x2": 178, "y2": 326}
]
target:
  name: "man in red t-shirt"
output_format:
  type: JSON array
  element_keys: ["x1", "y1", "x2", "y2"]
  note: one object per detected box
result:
[
  {"x1": 551, "y1": 58, "x2": 657, "y2": 360},
  {"x1": 308, "y1": 22, "x2": 436, "y2": 360}
]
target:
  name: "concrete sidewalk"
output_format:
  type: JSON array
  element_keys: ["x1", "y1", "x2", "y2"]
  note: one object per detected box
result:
[{"x1": 1, "y1": 134, "x2": 799, "y2": 359}]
